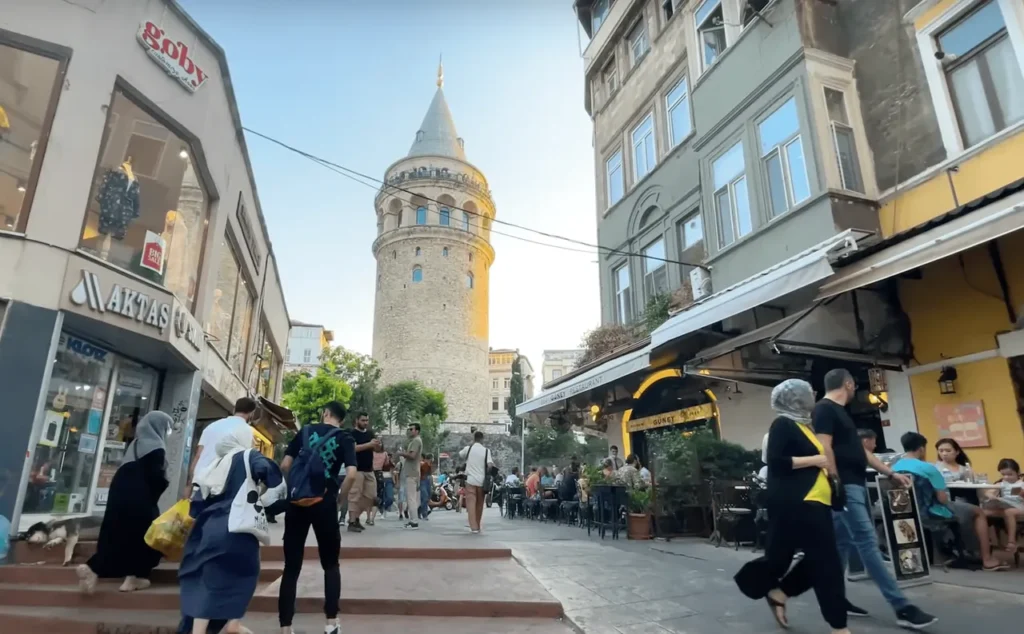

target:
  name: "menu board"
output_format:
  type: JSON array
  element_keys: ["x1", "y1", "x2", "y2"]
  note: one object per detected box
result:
[{"x1": 875, "y1": 474, "x2": 931, "y2": 587}]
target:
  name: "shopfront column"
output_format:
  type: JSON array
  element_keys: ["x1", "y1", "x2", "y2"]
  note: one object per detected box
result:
[
  {"x1": 158, "y1": 370, "x2": 202, "y2": 511},
  {"x1": 0, "y1": 303, "x2": 61, "y2": 533}
]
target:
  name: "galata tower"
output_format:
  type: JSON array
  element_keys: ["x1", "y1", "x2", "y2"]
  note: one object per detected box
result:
[{"x1": 371, "y1": 63, "x2": 494, "y2": 425}]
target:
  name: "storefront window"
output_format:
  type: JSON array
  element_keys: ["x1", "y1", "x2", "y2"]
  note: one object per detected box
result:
[
  {"x1": 247, "y1": 320, "x2": 278, "y2": 398},
  {"x1": 77, "y1": 89, "x2": 210, "y2": 309},
  {"x1": 23, "y1": 334, "x2": 158, "y2": 516},
  {"x1": 208, "y1": 239, "x2": 254, "y2": 377},
  {"x1": 0, "y1": 40, "x2": 64, "y2": 232}
]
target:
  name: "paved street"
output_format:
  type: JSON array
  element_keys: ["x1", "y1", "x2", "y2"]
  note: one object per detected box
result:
[{"x1": 406, "y1": 506, "x2": 1024, "y2": 633}]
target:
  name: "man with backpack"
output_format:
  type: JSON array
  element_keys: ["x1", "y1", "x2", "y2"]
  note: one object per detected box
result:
[
  {"x1": 278, "y1": 401, "x2": 357, "y2": 634},
  {"x1": 397, "y1": 423, "x2": 423, "y2": 530},
  {"x1": 459, "y1": 430, "x2": 495, "y2": 534}
]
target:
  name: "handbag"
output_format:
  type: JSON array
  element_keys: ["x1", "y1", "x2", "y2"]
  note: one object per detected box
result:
[
  {"x1": 228, "y1": 449, "x2": 271, "y2": 545},
  {"x1": 481, "y1": 447, "x2": 492, "y2": 491},
  {"x1": 829, "y1": 474, "x2": 847, "y2": 511}
]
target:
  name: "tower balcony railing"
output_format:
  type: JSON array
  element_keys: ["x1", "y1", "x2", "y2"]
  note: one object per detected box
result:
[{"x1": 376, "y1": 167, "x2": 493, "y2": 204}]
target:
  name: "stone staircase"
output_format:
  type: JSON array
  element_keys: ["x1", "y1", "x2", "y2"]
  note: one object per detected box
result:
[{"x1": 0, "y1": 536, "x2": 570, "y2": 633}]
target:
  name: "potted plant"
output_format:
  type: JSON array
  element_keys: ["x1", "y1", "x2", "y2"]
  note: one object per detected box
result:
[{"x1": 627, "y1": 488, "x2": 653, "y2": 540}]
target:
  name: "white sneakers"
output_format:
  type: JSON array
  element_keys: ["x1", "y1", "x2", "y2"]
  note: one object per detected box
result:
[
  {"x1": 118, "y1": 576, "x2": 151, "y2": 592},
  {"x1": 75, "y1": 564, "x2": 97, "y2": 594}
]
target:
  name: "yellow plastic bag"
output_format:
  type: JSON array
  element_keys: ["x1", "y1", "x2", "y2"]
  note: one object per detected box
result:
[{"x1": 144, "y1": 499, "x2": 193, "y2": 561}]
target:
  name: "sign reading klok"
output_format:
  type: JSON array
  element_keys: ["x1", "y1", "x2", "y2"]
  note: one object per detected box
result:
[
  {"x1": 70, "y1": 269, "x2": 171, "y2": 333},
  {"x1": 138, "y1": 21, "x2": 209, "y2": 93}
]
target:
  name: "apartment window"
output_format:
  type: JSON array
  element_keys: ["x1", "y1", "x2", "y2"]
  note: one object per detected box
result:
[
  {"x1": 440, "y1": 208, "x2": 450, "y2": 226},
  {"x1": 602, "y1": 58, "x2": 619, "y2": 99},
  {"x1": 416, "y1": 206, "x2": 426, "y2": 224},
  {"x1": 593, "y1": 0, "x2": 611, "y2": 33},
  {"x1": 696, "y1": 0, "x2": 727, "y2": 71},
  {"x1": 412, "y1": 265, "x2": 423, "y2": 283},
  {"x1": 631, "y1": 114, "x2": 657, "y2": 181},
  {"x1": 642, "y1": 238, "x2": 669, "y2": 299},
  {"x1": 823, "y1": 88, "x2": 864, "y2": 193},
  {"x1": 492, "y1": 397, "x2": 500, "y2": 411},
  {"x1": 663, "y1": 0, "x2": 677, "y2": 21},
  {"x1": 759, "y1": 98, "x2": 810, "y2": 217},
  {"x1": 606, "y1": 150, "x2": 624, "y2": 206},
  {"x1": 552, "y1": 369, "x2": 563, "y2": 379},
  {"x1": 79, "y1": 89, "x2": 211, "y2": 309},
  {"x1": 504, "y1": 378, "x2": 511, "y2": 389},
  {"x1": 207, "y1": 240, "x2": 254, "y2": 377},
  {"x1": 628, "y1": 18, "x2": 650, "y2": 68},
  {"x1": 0, "y1": 40, "x2": 64, "y2": 233},
  {"x1": 614, "y1": 263, "x2": 633, "y2": 323},
  {"x1": 936, "y1": 0, "x2": 1024, "y2": 148},
  {"x1": 666, "y1": 76, "x2": 692, "y2": 147},
  {"x1": 679, "y1": 213, "x2": 703, "y2": 250},
  {"x1": 492, "y1": 378, "x2": 498, "y2": 389},
  {"x1": 303, "y1": 349, "x2": 312, "y2": 363},
  {"x1": 712, "y1": 142, "x2": 751, "y2": 248}
]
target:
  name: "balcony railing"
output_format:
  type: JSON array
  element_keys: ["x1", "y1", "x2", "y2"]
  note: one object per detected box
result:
[{"x1": 376, "y1": 166, "x2": 493, "y2": 203}]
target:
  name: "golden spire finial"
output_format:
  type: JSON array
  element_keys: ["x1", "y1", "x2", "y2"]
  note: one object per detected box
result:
[{"x1": 437, "y1": 54, "x2": 444, "y2": 88}]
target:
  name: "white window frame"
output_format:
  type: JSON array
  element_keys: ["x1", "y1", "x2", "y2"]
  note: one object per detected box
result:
[
  {"x1": 695, "y1": 0, "x2": 727, "y2": 73},
  {"x1": 592, "y1": 0, "x2": 611, "y2": 34},
  {"x1": 666, "y1": 75, "x2": 693, "y2": 147},
  {"x1": 631, "y1": 113, "x2": 657, "y2": 182},
  {"x1": 915, "y1": 0, "x2": 1024, "y2": 157},
  {"x1": 613, "y1": 262, "x2": 633, "y2": 324},
  {"x1": 628, "y1": 17, "x2": 650, "y2": 68},
  {"x1": 602, "y1": 58, "x2": 619, "y2": 100},
  {"x1": 679, "y1": 212, "x2": 703, "y2": 251},
  {"x1": 758, "y1": 97, "x2": 811, "y2": 217},
  {"x1": 641, "y1": 237, "x2": 668, "y2": 300},
  {"x1": 711, "y1": 141, "x2": 751, "y2": 249},
  {"x1": 822, "y1": 87, "x2": 864, "y2": 194},
  {"x1": 606, "y1": 149, "x2": 624, "y2": 208}
]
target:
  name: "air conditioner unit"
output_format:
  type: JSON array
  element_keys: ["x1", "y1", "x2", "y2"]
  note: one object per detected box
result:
[{"x1": 689, "y1": 268, "x2": 712, "y2": 300}]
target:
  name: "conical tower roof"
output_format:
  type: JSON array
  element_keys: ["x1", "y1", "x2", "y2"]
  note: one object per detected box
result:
[{"x1": 407, "y1": 59, "x2": 466, "y2": 161}]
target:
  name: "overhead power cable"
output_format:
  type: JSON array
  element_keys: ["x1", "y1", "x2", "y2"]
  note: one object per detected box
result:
[{"x1": 243, "y1": 127, "x2": 708, "y2": 270}]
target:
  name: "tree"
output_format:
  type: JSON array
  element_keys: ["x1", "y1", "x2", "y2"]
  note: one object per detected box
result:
[
  {"x1": 281, "y1": 371, "x2": 353, "y2": 426},
  {"x1": 376, "y1": 380, "x2": 449, "y2": 434},
  {"x1": 523, "y1": 422, "x2": 579, "y2": 468},
  {"x1": 643, "y1": 294, "x2": 671, "y2": 333},
  {"x1": 507, "y1": 354, "x2": 525, "y2": 437},
  {"x1": 421, "y1": 388, "x2": 448, "y2": 421},
  {"x1": 282, "y1": 370, "x2": 306, "y2": 396},
  {"x1": 578, "y1": 323, "x2": 638, "y2": 367},
  {"x1": 320, "y1": 346, "x2": 380, "y2": 387}
]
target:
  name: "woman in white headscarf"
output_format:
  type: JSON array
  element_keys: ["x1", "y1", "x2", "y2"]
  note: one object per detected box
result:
[
  {"x1": 178, "y1": 422, "x2": 282, "y2": 634},
  {"x1": 734, "y1": 379, "x2": 850, "y2": 634},
  {"x1": 78, "y1": 410, "x2": 172, "y2": 593}
]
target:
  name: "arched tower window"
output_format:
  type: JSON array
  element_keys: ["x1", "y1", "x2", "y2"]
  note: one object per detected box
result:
[
  {"x1": 442, "y1": 247, "x2": 449, "y2": 257},
  {"x1": 412, "y1": 266, "x2": 423, "y2": 283},
  {"x1": 415, "y1": 247, "x2": 421, "y2": 256},
  {"x1": 416, "y1": 207, "x2": 427, "y2": 225},
  {"x1": 466, "y1": 272, "x2": 474, "y2": 289},
  {"x1": 440, "y1": 208, "x2": 450, "y2": 226},
  {"x1": 462, "y1": 211, "x2": 471, "y2": 231},
  {"x1": 463, "y1": 201, "x2": 479, "y2": 233}
]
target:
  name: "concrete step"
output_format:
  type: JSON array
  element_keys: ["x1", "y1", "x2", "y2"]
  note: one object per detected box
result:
[
  {"x1": 0, "y1": 607, "x2": 576, "y2": 633},
  {"x1": 0, "y1": 559, "x2": 563, "y2": 619},
  {"x1": 0, "y1": 562, "x2": 280, "y2": 585},
  {"x1": 12, "y1": 540, "x2": 511, "y2": 565}
]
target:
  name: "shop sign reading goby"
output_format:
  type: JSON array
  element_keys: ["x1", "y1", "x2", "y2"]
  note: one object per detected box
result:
[
  {"x1": 627, "y1": 402, "x2": 715, "y2": 433},
  {"x1": 137, "y1": 21, "x2": 210, "y2": 93}
]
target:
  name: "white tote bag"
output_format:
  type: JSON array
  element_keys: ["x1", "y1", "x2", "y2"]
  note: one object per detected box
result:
[{"x1": 227, "y1": 449, "x2": 271, "y2": 545}]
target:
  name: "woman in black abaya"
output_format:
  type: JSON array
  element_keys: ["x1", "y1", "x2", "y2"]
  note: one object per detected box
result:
[{"x1": 78, "y1": 411, "x2": 171, "y2": 593}]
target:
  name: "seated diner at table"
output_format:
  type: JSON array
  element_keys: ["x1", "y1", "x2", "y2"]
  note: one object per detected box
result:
[
  {"x1": 981, "y1": 458, "x2": 1024, "y2": 552},
  {"x1": 934, "y1": 438, "x2": 972, "y2": 483},
  {"x1": 892, "y1": 432, "x2": 1008, "y2": 571}
]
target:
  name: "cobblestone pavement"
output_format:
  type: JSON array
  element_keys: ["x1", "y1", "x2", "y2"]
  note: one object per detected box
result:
[{"x1": 416, "y1": 506, "x2": 1024, "y2": 633}]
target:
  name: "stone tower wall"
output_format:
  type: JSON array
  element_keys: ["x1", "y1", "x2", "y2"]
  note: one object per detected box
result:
[{"x1": 371, "y1": 155, "x2": 495, "y2": 424}]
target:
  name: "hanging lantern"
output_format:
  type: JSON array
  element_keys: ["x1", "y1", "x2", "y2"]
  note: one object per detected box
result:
[{"x1": 938, "y1": 366, "x2": 958, "y2": 395}]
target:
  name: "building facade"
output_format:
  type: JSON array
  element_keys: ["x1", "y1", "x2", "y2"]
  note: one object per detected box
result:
[
  {"x1": 284, "y1": 320, "x2": 333, "y2": 375},
  {"x1": 488, "y1": 349, "x2": 535, "y2": 433},
  {"x1": 371, "y1": 65, "x2": 496, "y2": 426},
  {"x1": 541, "y1": 349, "x2": 583, "y2": 385},
  {"x1": 520, "y1": 0, "x2": 1024, "y2": 469},
  {"x1": 0, "y1": 0, "x2": 289, "y2": 532}
]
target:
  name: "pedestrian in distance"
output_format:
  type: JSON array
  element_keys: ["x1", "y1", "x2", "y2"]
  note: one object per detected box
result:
[
  {"x1": 459, "y1": 430, "x2": 495, "y2": 534},
  {"x1": 734, "y1": 379, "x2": 849, "y2": 634},
  {"x1": 397, "y1": 423, "x2": 423, "y2": 529},
  {"x1": 814, "y1": 368, "x2": 936, "y2": 629},
  {"x1": 278, "y1": 401, "x2": 358, "y2": 634}
]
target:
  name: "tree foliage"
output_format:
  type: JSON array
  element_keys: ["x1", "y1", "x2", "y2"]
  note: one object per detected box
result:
[
  {"x1": 319, "y1": 346, "x2": 384, "y2": 429},
  {"x1": 376, "y1": 380, "x2": 449, "y2": 434},
  {"x1": 578, "y1": 323, "x2": 638, "y2": 367},
  {"x1": 281, "y1": 371, "x2": 353, "y2": 426},
  {"x1": 507, "y1": 354, "x2": 525, "y2": 437},
  {"x1": 524, "y1": 423, "x2": 608, "y2": 470},
  {"x1": 643, "y1": 293, "x2": 671, "y2": 333}
]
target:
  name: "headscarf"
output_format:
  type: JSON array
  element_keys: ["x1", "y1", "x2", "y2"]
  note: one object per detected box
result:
[
  {"x1": 123, "y1": 411, "x2": 172, "y2": 465},
  {"x1": 770, "y1": 379, "x2": 815, "y2": 425},
  {"x1": 195, "y1": 423, "x2": 254, "y2": 498}
]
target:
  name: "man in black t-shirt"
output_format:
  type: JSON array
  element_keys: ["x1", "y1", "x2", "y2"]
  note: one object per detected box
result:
[
  {"x1": 279, "y1": 401, "x2": 357, "y2": 634},
  {"x1": 813, "y1": 369, "x2": 936, "y2": 630},
  {"x1": 347, "y1": 411, "x2": 381, "y2": 532}
]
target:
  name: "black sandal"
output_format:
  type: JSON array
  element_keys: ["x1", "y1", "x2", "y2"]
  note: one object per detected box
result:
[{"x1": 766, "y1": 595, "x2": 789, "y2": 629}]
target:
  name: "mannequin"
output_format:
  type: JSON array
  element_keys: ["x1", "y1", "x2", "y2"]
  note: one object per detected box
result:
[
  {"x1": 162, "y1": 210, "x2": 190, "y2": 298},
  {"x1": 98, "y1": 157, "x2": 140, "y2": 259}
]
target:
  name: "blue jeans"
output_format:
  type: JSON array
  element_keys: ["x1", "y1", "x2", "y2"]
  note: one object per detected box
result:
[
  {"x1": 382, "y1": 479, "x2": 394, "y2": 511},
  {"x1": 834, "y1": 484, "x2": 909, "y2": 612},
  {"x1": 419, "y1": 478, "x2": 431, "y2": 518}
]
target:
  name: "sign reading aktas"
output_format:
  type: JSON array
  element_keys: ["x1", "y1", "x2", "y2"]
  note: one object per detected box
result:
[
  {"x1": 70, "y1": 268, "x2": 171, "y2": 332},
  {"x1": 627, "y1": 402, "x2": 715, "y2": 433},
  {"x1": 138, "y1": 21, "x2": 210, "y2": 93}
]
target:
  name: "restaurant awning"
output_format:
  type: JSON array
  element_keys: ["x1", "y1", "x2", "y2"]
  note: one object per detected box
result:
[
  {"x1": 516, "y1": 341, "x2": 652, "y2": 417},
  {"x1": 651, "y1": 229, "x2": 866, "y2": 351},
  {"x1": 688, "y1": 311, "x2": 808, "y2": 366},
  {"x1": 818, "y1": 181, "x2": 1024, "y2": 299},
  {"x1": 252, "y1": 396, "x2": 297, "y2": 444}
]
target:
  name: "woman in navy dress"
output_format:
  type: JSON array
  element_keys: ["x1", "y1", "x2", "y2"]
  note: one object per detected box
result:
[{"x1": 178, "y1": 424, "x2": 282, "y2": 634}]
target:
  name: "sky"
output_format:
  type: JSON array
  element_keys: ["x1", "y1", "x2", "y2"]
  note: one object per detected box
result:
[{"x1": 179, "y1": 0, "x2": 600, "y2": 378}]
